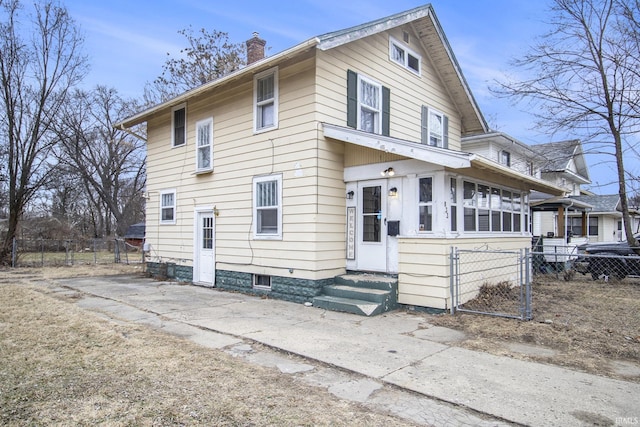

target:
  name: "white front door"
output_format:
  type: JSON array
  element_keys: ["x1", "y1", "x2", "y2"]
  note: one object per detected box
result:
[
  {"x1": 194, "y1": 211, "x2": 215, "y2": 286},
  {"x1": 356, "y1": 180, "x2": 387, "y2": 272}
]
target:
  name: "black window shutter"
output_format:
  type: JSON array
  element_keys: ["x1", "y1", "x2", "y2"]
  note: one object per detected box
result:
[
  {"x1": 347, "y1": 70, "x2": 357, "y2": 128},
  {"x1": 421, "y1": 105, "x2": 428, "y2": 145},
  {"x1": 443, "y1": 115, "x2": 449, "y2": 149},
  {"x1": 382, "y1": 86, "x2": 390, "y2": 136}
]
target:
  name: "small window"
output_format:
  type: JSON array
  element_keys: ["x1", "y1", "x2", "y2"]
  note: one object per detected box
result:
[
  {"x1": 254, "y1": 67, "x2": 278, "y2": 132},
  {"x1": 172, "y1": 104, "x2": 186, "y2": 147},
  {"x1": 253, "y1": 174, "x2": 282, "y2": 239},
  {"x1": 501, "y1": 151, "x2": 511, "y2": 167},
  {"x1": 429, "y1": 110, "x2": 444, "y2": 147},
  {"x1": 195, "y1": 118, "x2": 213, "y2": 172},
  {"x1": 253, "y1": 274, "x2": 272, "y2": 290},
  {"x1": 421, "y1": 106, "x2": 448, "y2": 148},
  {"x1": 389, "y1": 37, "x2": 421, "y2": 75},
  {"x1": 418, "y1": 177, "x2": 433, "y2": 232},
  {"x1": 160, "y1": 190, "x2": 176, "y2": 224}
]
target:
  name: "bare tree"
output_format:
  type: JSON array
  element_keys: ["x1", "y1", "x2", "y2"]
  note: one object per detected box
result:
[
  {"x1": 144, "y1": 26, "x2": 245, "y2": 105},
  {"x1": 0, "y1": 0, "x2": 88, "y2": 264},
  {"x1": 55, "y1": 86, "x2": 146, "y2": 237},
  {"x1": 493, "y1": 0, "x2": 640, "y2": 247}
]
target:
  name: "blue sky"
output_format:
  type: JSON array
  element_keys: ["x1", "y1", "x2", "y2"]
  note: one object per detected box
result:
[{"x1": 65, "y1": 0, "x2": 626, "y2": 194}]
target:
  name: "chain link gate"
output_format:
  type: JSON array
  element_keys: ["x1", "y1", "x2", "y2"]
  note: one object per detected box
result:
[{"x1": 450, "y1": 247, "x2": 532, "y2": 320}]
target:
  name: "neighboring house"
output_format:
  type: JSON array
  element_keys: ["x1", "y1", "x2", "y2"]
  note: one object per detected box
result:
[
  {"x1": 569, "y1": 194, "x2": 640, "y2": 242},
  {"x1": 117, "y1": 4, "x2": 564, "y2": 312},
  {"x1": 528, "y1": 140, "x2": 592, "y2": 240},
  {"x1": 461, "y1": 132, "x2": 542, "y2": 179}
]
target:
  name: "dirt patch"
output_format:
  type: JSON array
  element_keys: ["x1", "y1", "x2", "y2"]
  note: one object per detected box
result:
[
  {"x1": 428, "y1": 274, "x2": 640, "y2": 381},
  {"x1": 0, "y1": 267, "x2": 414, "y2": 426}
]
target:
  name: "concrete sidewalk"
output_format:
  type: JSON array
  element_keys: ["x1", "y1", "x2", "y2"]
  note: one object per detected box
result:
[{"x1": 50, "y1": 275, "x2": 639, "y2": 427}]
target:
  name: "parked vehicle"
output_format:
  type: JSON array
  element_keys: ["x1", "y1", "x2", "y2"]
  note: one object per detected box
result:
[{"x1": 576, "y1": 234, "x2": 640, "y2": 280}]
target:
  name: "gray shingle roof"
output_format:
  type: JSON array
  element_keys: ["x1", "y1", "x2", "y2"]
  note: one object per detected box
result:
[
  {"x1": 533, "y1": 140, "x2": 580, "y2": 172},
  {"x1": 570, "y1": 194, "x2": 620, "y2": 212}
]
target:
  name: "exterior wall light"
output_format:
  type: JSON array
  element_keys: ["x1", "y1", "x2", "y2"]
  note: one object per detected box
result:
[
  {"x1": 381, "y1": 167, "x2": 395, "y2": 177},
  {"x1": 389, "y1": 187, "x2": 398, "y2": 197},
  {"x1": 346, "y1": 190, "x2": 355, "y2": 199}
]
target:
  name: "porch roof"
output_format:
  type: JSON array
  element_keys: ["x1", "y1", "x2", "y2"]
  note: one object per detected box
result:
[
  {"x1": 530, "y1": 195, "x2": 594, "y2": 212},
  {"x1": 323, "y1": 123, "x2": 566, "y2": 196}
]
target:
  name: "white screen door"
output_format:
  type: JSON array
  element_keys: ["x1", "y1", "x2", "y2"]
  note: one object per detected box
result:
[
  {"x1": 194, "y1": 211, "x2": 215, "y2": 286},
  {"x1": 356, "y1": 180, "x2": 387, "y2": 272}
]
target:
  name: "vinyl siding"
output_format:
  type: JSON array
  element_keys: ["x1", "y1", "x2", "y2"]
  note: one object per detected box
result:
[
  {"x1": 398, "y1": 236, "x2": 531, "y2": 309},
  {"x1": 316, "y1": 25, "x2": 463, "y2": 166},
  {"x1": 145, "y1": 52, "x2": 346, "y2": 281}
]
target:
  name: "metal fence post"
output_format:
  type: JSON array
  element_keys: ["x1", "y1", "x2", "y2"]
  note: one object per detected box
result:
[
  {"x1": 525, "y1": 247, "x2": 532, "y2": 320},
  {"x1": 450, "y1": 246, "x2": 458, "y2": 315}
]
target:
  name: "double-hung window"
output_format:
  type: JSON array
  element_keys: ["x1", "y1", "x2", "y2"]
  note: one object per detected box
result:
[
  {"x1": 253, "y1": 174, "x2": 282, "y2": 239},
  {"x1": 195, "y1": 117, "x2": 213, "y2": 172},
  {"x1": 421, "y1": 106, "x2": 448, "y2": 148},
  {"x1": 160, "y1": 190, "x2": 176, "y2": 224},
  {"x1": 501, "y1": 151, "x2": 511, "y2": 167},
  {"x1": 172, "y1": 104, "x2": 186, "y2": 147},
  {"x1": 346, "y1": 70, "x2": 390, "y2": 136},
  {"x1": 389, "y1": 36, "x2": 421, "y2": 75},
  {"x1": 449, "y1": 177, "x2": 458, "y2": 232},
  {"x1": 418, "y1": 177, "x2": 433, "y2": 232},
  {"x1": 358, "y1": 75, "x2": 382, "y2": 134},
  {"x1": 254, "y1": 67, "x2": 278, "y2": 132}
]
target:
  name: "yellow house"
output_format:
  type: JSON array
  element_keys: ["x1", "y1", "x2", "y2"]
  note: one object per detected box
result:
[{"x1": 118, "y1": 4, "x2": 564, "y2": 313}]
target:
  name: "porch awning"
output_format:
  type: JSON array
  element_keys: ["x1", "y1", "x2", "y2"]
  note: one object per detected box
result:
[
  {"x1": 322, "y1": 123, "x2": 566, "y2": 195},
  {"x1": 322, "y1": 123, "x2": 471, "y2": 168},
  {"x1": 530, "y1": 195, "x2": 594, "y2": 212}
]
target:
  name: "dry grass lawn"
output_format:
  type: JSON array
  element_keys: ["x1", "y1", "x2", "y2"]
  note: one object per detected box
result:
[
  {"x1": 428, "y1": 274, "x2": 640, "y2": 381},
  {"x1": 0, "y1": 265, "x2": 414, "y2": 426},
  {"x1": 2, "y1": 263, "x2": 639, "y2": 426}
]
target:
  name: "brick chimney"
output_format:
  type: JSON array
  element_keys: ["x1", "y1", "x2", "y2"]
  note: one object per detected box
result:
[{"x1": 246, "y1": 32, "x2": 266, "y2": 65}]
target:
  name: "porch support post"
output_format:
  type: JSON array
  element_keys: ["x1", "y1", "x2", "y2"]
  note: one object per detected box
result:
[
  {"x1": 582, "y1": 211, "x2": 587, "y2": 237},
  {"x1": 557, "y1": 206, "x2": 565, "y2": 238}
]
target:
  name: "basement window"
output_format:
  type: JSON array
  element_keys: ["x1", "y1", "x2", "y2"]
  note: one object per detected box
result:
[{"x1": 253, "y1": 274, "x2": 272, "y2": 290}]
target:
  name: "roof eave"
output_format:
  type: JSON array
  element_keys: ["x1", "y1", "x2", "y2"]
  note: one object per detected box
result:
[
  {"x1": 469, "y1": 156, "x2": 566, "y2": 196},
  {"x1": 322, "y1": 123, "x2": 472, "y2": 168},
  {"x1": 116, "y1": 38, "x2": 320, "y2": 129}
]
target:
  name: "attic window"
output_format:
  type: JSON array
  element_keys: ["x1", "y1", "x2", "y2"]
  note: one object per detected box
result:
[
  {"x1": 403, "y1": 31, "x2": 410, "y2": 43},
  {"x1": 501, "y1": 151, "x2": 511, "y2": 167},
  {"x1": 389, "y1": 37, "x2": 420, "y2": 76}
]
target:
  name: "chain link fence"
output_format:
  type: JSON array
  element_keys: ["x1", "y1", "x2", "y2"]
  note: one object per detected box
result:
[
  {"x1": 531, "y1": 239, "x2": 640, "y2": 282},
  {"x1": 571, "y1": 252, "x2": 640, "y2": 282},
  {"x1": 10, "y1": 238, "x2": 144, "y2": 267},
  {"x1": 451, "y1": 247, "x2": 532, "y2": 320}
]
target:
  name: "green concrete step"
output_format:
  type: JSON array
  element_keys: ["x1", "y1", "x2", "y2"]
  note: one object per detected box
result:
[
  {"x1": 311, "y1": 295, "x2": 384, "y2": 316},
  {"x1": 322, "y1": 284, "x2": 391, "y2": 304},
  {"x1": 311, "y1": 274, "x2": 399, "y2": 316},
  {"x1": 335, "y1": 274, "x2": 397, "y2": 291}
]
